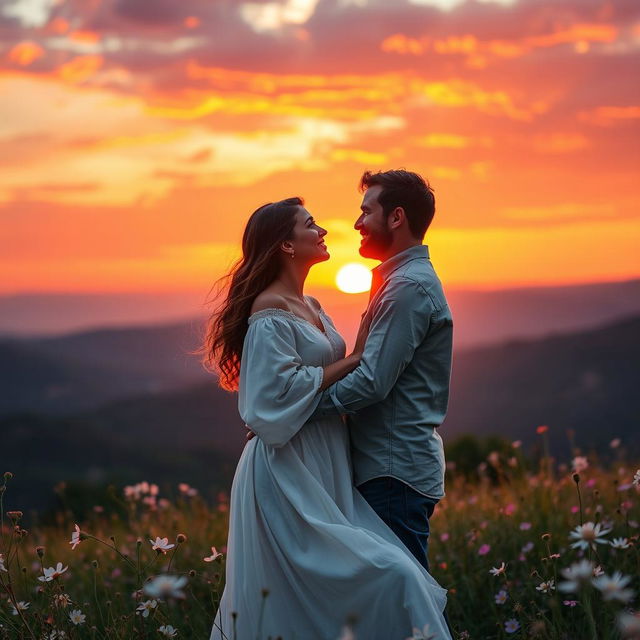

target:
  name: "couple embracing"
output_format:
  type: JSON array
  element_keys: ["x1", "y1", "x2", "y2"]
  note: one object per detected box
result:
[{"x1": 206, "y1": 170, "x2": 454, "y2": 640}]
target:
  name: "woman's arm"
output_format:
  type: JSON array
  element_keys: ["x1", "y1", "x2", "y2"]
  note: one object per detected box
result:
[{"x1": 320, "y1": 353, "x2": 360, "y2": 391}]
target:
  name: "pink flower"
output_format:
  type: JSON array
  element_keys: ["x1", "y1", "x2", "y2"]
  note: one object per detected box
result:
[
  {"x1": 203, "y1": 547, "x2": 223, "y2": 562},
  {"x1": 563, "y1": 600, "x2": 578, "y2": 607},
  {"x1": 439, "y1": 533, "x2": 449, "y2": 542},
  {"x1": 149, "y1": 537, "x2": 175, "y2": 554},
  {"x1": 536, "y1": 425, "x2": 548, "y2": 434},
  {"x1": 69, "y1": 524, "x2": 82, "y2": 550},
  {"x1": 519, "y1": 522, "x2": 532, "y2": 530},
  {"x1": 478, "y1": 544, "x2": 491, "y2": 556},
  {"x1": 503, "y1": 503, "x2": 516, "y2": 516},
  {"x1": 572, "y1": 456, "x2": 588, "y2": 473}
]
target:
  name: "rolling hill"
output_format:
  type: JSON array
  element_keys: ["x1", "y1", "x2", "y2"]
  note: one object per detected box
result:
[{"x1": 2, "y1": 315, "x2": 638, "y2": 513}]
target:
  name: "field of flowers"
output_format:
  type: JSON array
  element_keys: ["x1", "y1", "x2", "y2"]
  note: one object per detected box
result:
[{"x1": 1, "y1": 434, "x2": 639, "y2": 640}]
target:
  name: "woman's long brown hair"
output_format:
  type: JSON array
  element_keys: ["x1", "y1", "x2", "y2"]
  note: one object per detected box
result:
[{"x1": 203, "y1": 197, "x2": 303, "y2": 391}]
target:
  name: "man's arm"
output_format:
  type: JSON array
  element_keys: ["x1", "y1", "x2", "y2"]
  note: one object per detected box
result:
[{"x1": 315, "y1": 277, "x2": 433, "y2": 416}]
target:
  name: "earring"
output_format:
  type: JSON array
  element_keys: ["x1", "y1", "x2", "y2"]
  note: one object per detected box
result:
[{"x1": 291, "y1": 251, "x2": 295, "y2": 259}]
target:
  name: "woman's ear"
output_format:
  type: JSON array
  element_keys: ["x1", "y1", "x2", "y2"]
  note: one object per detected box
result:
[{"x1": 280, "y1": 240, "x2": 295, "y2": 258}]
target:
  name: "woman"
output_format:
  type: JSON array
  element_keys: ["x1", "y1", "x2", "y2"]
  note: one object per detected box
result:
[{"x1": 205, "y1": 197, "x2": 451, "y2": 640}]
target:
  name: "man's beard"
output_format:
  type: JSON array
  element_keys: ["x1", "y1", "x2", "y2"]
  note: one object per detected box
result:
[{"x1": 359, "y1": 227, "x2": 393, "y2": 259}]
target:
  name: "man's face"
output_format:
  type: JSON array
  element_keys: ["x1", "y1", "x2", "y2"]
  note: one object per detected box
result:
[{"x1": 354, "y1": 184, "x2": 392, "y2": 260}]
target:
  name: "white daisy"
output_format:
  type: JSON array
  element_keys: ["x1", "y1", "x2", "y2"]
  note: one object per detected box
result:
[
  {"x1": 38, "y1": 562, "x2": 68, "y2": 582},
  {"x1": 144, "y1": 575, "x2": 188, "y2": 600},
  {"x1": 592, "y1": 571, "x2": 635, "y2": 603},
  {"x1": 610, "y1": 537, "x2": 631, "y2": 549},
  {"x1": 568, "y1": 522, "x2": 611, "y2": 550},
  {"x1": 10, "y1": 601, "x2": 30, "y2": 615},
  {"x1": 617, "y1": 611, "x2": 640, "y2": 638},
  {"x1": 536, "y1": 579, "x2": 555, "y2": 593},
  {"x1": 69, "y1": 609, "x2": 86, "y2": 625},
  {"x1": 136, "y1": 599, "x2": 158, "y2": 618},
  {"x1": 558, "y1": 560, "x2": 595, "y2": 593},
  {"x1": 158, "y1": 625, "x2": 178, "y2": 637}
]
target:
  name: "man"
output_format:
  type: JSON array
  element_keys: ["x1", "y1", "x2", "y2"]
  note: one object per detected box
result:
[{"x1": 313, "y1": 169, "x2": 453, "y2": 572}]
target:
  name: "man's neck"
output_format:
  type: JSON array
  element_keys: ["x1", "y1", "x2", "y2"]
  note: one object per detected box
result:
[{"x1": 376, "y1": 239, "x2": 422, "y2": 265}]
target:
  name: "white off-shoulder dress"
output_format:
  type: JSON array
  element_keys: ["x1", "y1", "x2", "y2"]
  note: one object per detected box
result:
[{"x1": 210, "y1": 308, "x2": 451, "y2": 640}]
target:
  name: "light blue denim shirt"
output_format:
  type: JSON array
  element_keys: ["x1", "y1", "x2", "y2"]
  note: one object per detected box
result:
[{"x1": 312, "y1": 245, "x2": 453, "y2": 499}]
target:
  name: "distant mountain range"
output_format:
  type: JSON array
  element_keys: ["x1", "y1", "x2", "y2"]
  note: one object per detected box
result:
[
  {"x1": 2, "y1": 279, "x2": 640, "y2": 349},
  {"x1": 446, "y1": 315, "x2": 639, "y2": 455},
  {"x1": 2, "y1": 313, "x2": 638, "y2": 513},
  {"x1": 0, "y1": 321, "x2": 208, "y2": 415}
]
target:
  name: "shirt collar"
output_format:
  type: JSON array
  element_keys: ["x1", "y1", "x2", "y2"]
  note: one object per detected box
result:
[{"x1": 373, "y1": 244, "x2": 430, "y2": 283}]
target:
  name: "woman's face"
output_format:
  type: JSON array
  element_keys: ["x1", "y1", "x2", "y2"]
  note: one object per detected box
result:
[{"x1": 287, "y1": 206, "x2": 329, "y2": 264}]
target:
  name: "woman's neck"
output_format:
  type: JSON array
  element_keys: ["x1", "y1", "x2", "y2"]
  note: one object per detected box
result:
[{"x1": 273, "y1": 262, "x2": 310, "y2": 301}]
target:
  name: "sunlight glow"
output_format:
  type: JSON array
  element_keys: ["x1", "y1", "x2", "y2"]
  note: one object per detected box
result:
[{"x1": 336, "y1": 263, "x2": 372, "y2": 294}]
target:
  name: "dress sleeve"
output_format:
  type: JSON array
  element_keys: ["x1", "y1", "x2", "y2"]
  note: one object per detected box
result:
[{"x1": 238, "y1": 314, "x2": 324, "y2": 447}]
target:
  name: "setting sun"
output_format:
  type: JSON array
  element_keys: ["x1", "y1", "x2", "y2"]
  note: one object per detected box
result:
[{"x1": 336, "y1": 263, "x2": 372, "y2": 294}]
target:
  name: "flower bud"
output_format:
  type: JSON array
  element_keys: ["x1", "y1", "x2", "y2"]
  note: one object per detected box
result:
[
  {"x1": 176, "y1": 533, "x2": 187, "y2": 544},
  {"x1": 36, "y1": 546, "x2": 45, "y2": 558},
  {"x1": 572, "y1": 473, "x2": 580, "y2": 484},
  {"x1": 3, "y1": 472, "x2": 13, "y2": 480}
]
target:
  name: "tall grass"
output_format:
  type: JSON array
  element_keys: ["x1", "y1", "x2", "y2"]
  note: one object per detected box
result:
[{"x1": 1, "y1": 444, "x2": 638, "y2": 639}]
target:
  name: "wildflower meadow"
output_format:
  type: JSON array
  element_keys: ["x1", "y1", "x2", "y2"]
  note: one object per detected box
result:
[{"x1": 2, "y1": 431, "x2": 639, "y2": 640}]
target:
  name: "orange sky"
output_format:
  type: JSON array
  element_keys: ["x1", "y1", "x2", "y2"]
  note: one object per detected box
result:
[{"x1": 1, "y1": 0, "x2": 639, "y2": 301}]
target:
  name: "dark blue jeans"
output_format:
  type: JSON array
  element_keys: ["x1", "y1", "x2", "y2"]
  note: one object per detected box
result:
[{"x1": 357, "y1": 476, "x2": 438, "y2": 572}]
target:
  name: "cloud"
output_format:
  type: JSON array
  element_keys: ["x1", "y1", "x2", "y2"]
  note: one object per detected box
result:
[
  {"x1": 7, "y1": 40, "x2": 45, "y2": 64},
  {"x1": 578, "y1": 105, "x2": 640, "y2": 126},
  {"x1": 532, "y1": 133, "x2": 591, "y2": 153},
  {"x1": 0, "y1": 0, "x2": 638, "y2": 292}
]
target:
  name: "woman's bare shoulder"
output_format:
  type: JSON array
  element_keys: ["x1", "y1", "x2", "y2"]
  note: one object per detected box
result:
[
  {"x1": 304, "y1": 295, "x2": 322, "y2": 311},
  {"x1": 250, "y1": 291, "x2": 290, "y2": 314}
]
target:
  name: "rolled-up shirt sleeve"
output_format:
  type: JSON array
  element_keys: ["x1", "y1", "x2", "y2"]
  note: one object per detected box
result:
[{"x1": 318, "y1": 277, "x2": 432, "y2": 416}]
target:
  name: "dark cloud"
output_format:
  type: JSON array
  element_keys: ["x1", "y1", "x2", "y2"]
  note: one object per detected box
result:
[{"x1": 113, "y1": 0, "x2": 190, "y2": 27}]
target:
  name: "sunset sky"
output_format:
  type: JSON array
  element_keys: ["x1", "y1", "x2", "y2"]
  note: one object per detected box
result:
[{"x1": 1, "y1": 0, "x2": 639, "y2": 302}]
